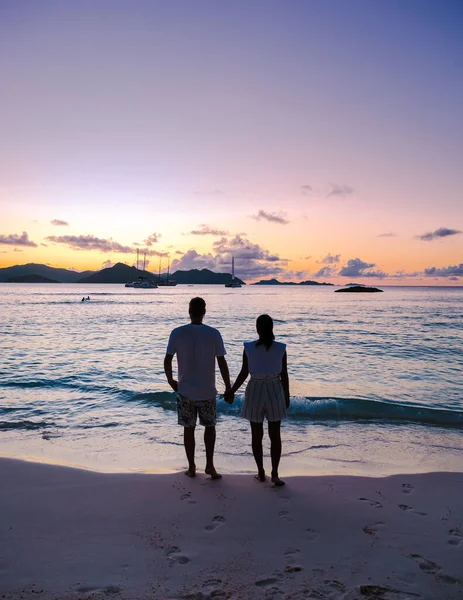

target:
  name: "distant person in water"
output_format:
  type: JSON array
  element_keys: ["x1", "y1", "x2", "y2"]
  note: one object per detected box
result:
[
  {"x1": 164, "y1": 297, "x2": 232, "y2": 479},
  {"x1": 225, "y1": 315, "x2": 290, "y2": 486}
]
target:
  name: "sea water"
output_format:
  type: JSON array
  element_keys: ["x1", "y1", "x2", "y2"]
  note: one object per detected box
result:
[{"x1": 0, "y1": 284, "x2": 462, "y2": 476}]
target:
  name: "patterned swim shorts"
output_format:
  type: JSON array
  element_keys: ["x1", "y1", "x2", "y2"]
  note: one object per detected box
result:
[{"x1": 177, "y1": 394, "x2": 216, "y2": 428}]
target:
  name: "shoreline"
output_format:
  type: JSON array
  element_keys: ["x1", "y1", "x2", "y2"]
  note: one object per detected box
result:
[{"x1": 1, "y1": 458, "x2": 462, "y2": 599}]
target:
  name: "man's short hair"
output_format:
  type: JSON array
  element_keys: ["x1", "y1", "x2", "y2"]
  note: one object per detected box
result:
[{"x1": 189, "y1": 297, "x2": 206, "y2": 317}]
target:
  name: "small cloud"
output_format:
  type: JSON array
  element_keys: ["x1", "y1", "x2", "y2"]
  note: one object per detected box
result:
[
  {"x1": 251, "y1": 210, "x2": 290, "y2": 225},
  {"x1": 194, "y1": 189, "x2": 224, "y2": 196},
  {"x1": 188, "y1": 224, "x2": 229, "y2": 236},
  {"x1": 301, "y1": 255, "x2": 312, "y2": 260},
  {"x1": 175, "y1": 250, "x2": 183, "y2": 255},
  {"x1": 13, "y1": 248, "x2": 23, "y2": 252},
  {"x1": 102, "y1": 260, "x2": 115, "y2": 269},
  {"x1": 0, "y1": 231, "x2": 38, "y2": 247},
  {"x1": 377, "y1": 232, "x2": 397, "y2": 238},
  {"x1": 317, "y1": 253, "x2": 340, "y2": 264},
  {"x1": 327, "y1": 184, "x2": 355, "y2": 198},
  {"x1": 41, "y1": 243, "x2": 48, "y2": 247},
  {"x1": 424, "y1": 263, "x2": 463, "y2": 277},
  {"x1": 301, "y1": 185, "x2": 312, "y2": 195},
  {"x1": 144, "y1": 233, "x2": 161, "y2": 246},
  {"x1": 339, "y1": 257, "x2": 386, "y2": 278},
  {"x1": 51, "y1": 219, "x2": 69, "y2": 227},
  {"x1": 416, "y1": 227, "x2": 461, "y2": 242},
  {"x1": 46, "y1": 234, "x2": 133, "y2": 253}
]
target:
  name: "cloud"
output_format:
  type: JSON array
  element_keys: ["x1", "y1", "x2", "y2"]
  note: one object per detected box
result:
[
  {"x1": 51, "y1": 219, "x2": 69, "y2": 227},
  {"x1": 423, "y1": 264, "x2": 463, "y2": 277},
  {"x1": 377, "y1": 232, "x2": 397, "y2": 238},
  {"x1": 171, "y1": 235, "x2": 290, "y2": 280},
  {"x1": 0, "y1": 231, "x2": 38, "y2": 247},
  {"x1": 194, "y1": 189, "x2": 224, "y2": 196},
  {"x1": 143, "y1": 233, "x2": 161, "y2": 246},
  {"x1": 251, "y1": 210, "x2": 290, "y2": 225},
  {"x1": 338, "y1": 258, "x2": 387, "y2": 278},
  {"x1": 313, "y1": 265, "x2": 337, "y2": 278},
  {"x1": 102, "y1": 260, "x2": 115, "y2": 269},
  {"x1": 13, "y1": 248, "x2": 23, "y2": 252},
  {"x1": 327, "y1": 184, "x2": 355, "y2": 198},
  {"x1": 301, "y1": 185, "x2": 312, "y2": 195},
  {"x1": 46, "y1": 234, "x2": 133, "y2": 254},
  {"x1": 302, "y1": 255, "x2": 312, "y2": 260},
  {"x1": 318, "y1": 253, "x2": 340, "y2": 264},
  {"x1": 416, "y1": 227, "x2": 462, "y2": 241},
  {"x1": 170, "y1": 249, "x2": 217, "y2": 271},
  {"x1": 188, "y1": 224, "x2": 229, "y2": 236}
]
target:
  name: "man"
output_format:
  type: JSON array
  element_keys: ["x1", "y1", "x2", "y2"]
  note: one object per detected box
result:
[{"x1": 164, "y1": 297, "x2": 231, "y2": 479}]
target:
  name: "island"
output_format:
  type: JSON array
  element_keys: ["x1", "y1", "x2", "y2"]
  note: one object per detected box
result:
[
  {"x1": 253, "y1": 278, "x2": 333, "y2": 286},
  {"x1": 6, "y1": 274, "x2": 60, "y2": 283},
  {"x1": 335, "y1": 285, "x2": 383, "y2": 293}
]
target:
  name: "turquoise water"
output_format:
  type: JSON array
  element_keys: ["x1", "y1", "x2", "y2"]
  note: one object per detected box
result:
[{"x1": 0, "y1": 283, "x2": 462, "y2": 475}]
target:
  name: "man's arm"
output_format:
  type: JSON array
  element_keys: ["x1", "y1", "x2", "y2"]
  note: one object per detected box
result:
[
  {"x1": 230, "y1": 350, "x2": 249, "y2": 394},
  {"x1": 164, "y1": 353, "x2": 178, "y2": 392},
  {"x1": 217, "y1": 355, "x2": 231, "y2": 393},
  {"x1": 281, "y1": 351, "x2": 290, "y2": 408}
]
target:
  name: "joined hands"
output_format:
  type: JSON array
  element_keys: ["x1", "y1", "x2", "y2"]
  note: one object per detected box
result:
[{"x1": 224, "y1": 389, "x2": 235, "y2": 404}]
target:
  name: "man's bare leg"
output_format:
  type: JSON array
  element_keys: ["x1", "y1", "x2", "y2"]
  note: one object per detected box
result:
[
  {"x1": 184, "y1": 427, "x2": 196, "y2": 477},
  {"x1": 204, "y1": 426, "x2": 221, "y2": 479}
]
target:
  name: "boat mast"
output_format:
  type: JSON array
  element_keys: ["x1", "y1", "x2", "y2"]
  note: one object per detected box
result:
[
  {"x1": 232, "y1": 256, "x2": 235, "y2": 281},
  {"x1": 136, "y1": 248, "x2": 139, "y2": 271},
  {"x1": 143, "y1": 252, "x2": 146, "y2": 271},
  {"x1": 158, "y1": 259, "x2": 161, "y2": 284},
  {"x1": 166, "y1": 256, "x2": 170, "y2": 284}
]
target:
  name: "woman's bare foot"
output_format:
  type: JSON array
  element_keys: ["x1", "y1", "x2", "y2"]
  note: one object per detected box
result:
[
  {"x1": 255, "y1": 469, "x2": 266, "y2": 482},
  {"x1": 271, "y1": 473, "x2": 285, "y2": 486},
  {"x1": 185, "y1": 467, "x2": 196, "y2": 478},
  {"x1": 205, "y1": 466, "x2": 222, "y2": 479}
]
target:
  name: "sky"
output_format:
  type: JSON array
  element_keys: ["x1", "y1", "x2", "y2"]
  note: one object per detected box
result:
[{"x1": 1, "y1": 0, "x2": 462, "y2": 284}]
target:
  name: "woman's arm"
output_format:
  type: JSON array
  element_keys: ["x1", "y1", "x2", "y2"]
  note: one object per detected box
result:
[
  {"x1": 230, "y1": 350, "x2": 249, "y2": 394},
  {"x1": 280, "y1": 351, "x2": 290, "y2": 408}
]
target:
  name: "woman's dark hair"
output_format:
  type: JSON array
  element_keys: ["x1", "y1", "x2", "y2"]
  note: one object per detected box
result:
[{"x1": 255, "y1": 314, "x2": 275, "y2": 350}]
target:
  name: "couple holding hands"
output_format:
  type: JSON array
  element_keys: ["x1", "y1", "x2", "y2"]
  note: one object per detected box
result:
[{"x1": 164, "y1": 297, "x2": 290, "y2": 486}]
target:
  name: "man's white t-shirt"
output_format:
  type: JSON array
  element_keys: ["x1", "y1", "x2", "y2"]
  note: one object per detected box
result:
[{"x1": 166, "y1": 324, "x2": 226, "y2": 401}]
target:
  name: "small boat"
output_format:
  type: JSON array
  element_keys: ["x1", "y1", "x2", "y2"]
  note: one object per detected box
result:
[
  {"x1": 125, "y1": 250, "x2": 158, "y2": 288},
  {"x1": 225, "y1": 257, "x2": 241, "y2": 288}
]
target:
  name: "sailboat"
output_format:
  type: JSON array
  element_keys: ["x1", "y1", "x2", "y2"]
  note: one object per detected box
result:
[
  {"x1": 125, "y1": 250, "x2": 158, "y2": 288},
  {"x1": 157, "y1": 256, "x2": 177, "y2": 286},
  {"x1": 225, "y1": 256, "x2": 241, "y2": 288}
]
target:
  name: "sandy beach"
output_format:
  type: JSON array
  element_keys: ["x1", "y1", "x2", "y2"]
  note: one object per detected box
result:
[{"x1": 0, "y1": 458, "x2": 462, "y2": 599}]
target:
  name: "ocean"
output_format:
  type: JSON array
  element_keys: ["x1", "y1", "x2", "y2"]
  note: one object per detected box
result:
[{"x1": 1, "y1": 283, "x2": 462, "y2": 476}]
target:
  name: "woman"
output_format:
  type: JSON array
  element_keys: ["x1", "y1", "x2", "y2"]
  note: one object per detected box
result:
[{"x1": 227, "y1": 314, "x2": 290, "y2": 486}]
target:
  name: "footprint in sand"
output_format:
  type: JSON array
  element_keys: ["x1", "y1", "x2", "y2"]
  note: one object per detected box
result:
[
  {"x1": 359, "y1": 584, "x2": 421, "y2": 598},
  {"x1": 408, "y1": 554, "x2": 460, "y2": 585},
  {"x1": 448, "y1": 527, "x2": 463, "y2": 546},
  {"x1": 402, "y1": 483, "x2": 414, "y2": 494},
  {"x1": 278, "y1": 510, "x2": 294, "y2": 522},
  {"x1": 180, "y1": 492, "x2": 197, "y2": 505},
  {"x1": 76, "y1": 585, "x2": 121, "y2": 595},
  {"x1": 205, "y1": 515, "x2": 226, "y2": 531},
  {"x1": 284, "y1": 548, "x2": 303, "y2": 573},
  {"x1": 362, "y1": 521, "x2": 385, "y2": 536},
  {"x1": 166, "y1": 546, "x2": 190, "y2": 564},
  {"x1": 359, "y1": 497, "x2": 383, "y2": 509},
  {"x1": 305, "y1": 528, "x2": 320, "y2": 541},
  {"x1": 398, "y1": 504, "x2": 427, "y2": 516}
]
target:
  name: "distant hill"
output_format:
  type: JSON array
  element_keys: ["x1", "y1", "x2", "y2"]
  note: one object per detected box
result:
[
  {"x1": 253, "y1": 278, "x2": 333, "y2": 286},
  {"x1": 78, "y1": 262, "x2": 157, "y2": 284},
  {"x1": 7, "y1": 274, "x2": 60, "y2": 283},
  {"x1": 171, "y1": 269, "x2": 246, "y2": 285},
  {"x1": 0, "y1": 263, "x2": 94, "y2": 283}
]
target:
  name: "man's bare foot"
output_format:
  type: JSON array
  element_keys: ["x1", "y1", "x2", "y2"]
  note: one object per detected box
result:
[
  {"x1": 271, "y1": 474, "x2": 285, "y2": 486},
  {"x1": 205, "y1": 466, "x2": 222, "y2": 479},
  {"x1": 255, "y1": 469, "x2": 266, "y2": 482},
  {"x1": 185, "y1": 467, "x2": 196, "y2": 478}
]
